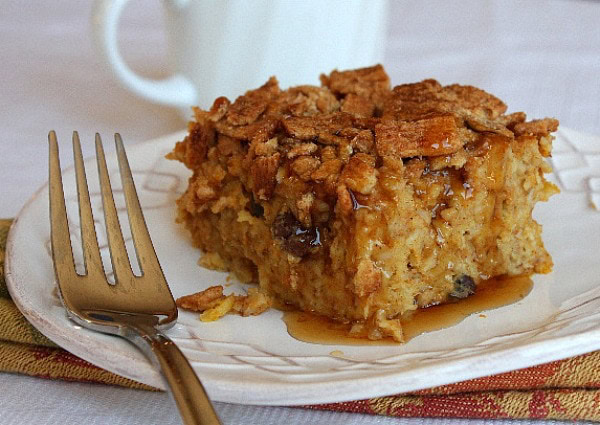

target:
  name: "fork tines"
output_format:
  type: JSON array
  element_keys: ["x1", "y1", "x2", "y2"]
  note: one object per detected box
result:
[{"x1": 48, "y1": 131, "x2": 164, "y2": 289}]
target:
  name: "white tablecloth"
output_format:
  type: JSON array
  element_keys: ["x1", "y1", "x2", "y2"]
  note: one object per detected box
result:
[{"x1": 1, "y1": 1, "x2": 599, "y2": 424}]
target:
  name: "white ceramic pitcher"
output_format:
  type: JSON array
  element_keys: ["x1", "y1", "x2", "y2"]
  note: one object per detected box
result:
[{"x1": 92, "y1": 0, "x2": 389, "y2": 118}]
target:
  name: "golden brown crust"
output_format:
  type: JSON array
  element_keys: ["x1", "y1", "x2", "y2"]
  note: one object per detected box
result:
[{"x1": 173, "y1": 66, "x2": 558, "y2": 216}]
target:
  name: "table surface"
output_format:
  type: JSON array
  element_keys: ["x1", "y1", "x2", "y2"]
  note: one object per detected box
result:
[{"x1": 1, "y1": 1, "x2": 599, "y2": 424}]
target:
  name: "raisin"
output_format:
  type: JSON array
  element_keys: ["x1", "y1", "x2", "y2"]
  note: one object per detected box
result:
[
  {"x1": 450, "y1": 275, "x2": 475, "y2": 299},
  {"x1": 249, "y1": 196, "x2": 264, "y2": 218},
  {"x1": 272, "y1": 212, "x2": 321, "y2": 257},
  {"x1": 272, "y1": 212, "x2": 296, "y2": 239}
]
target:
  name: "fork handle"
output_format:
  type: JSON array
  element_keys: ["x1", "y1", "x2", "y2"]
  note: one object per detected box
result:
[{"x1": 128, "y1": 326, "x2": 221, "y2": 425}]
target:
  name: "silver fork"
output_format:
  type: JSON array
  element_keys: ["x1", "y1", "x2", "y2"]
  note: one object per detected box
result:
[{"x1": 49, "y1": 131, "x2": 221, "y2": 425}]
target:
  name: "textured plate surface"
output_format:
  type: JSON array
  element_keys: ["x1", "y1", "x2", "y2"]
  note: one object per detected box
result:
[{"x1": 6, "y1": 127, "x2": 600, "y2": 405}]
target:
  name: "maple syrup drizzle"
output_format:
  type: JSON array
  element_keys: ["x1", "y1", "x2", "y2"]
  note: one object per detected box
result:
[{"x1": 282, "y1": 275, "x2": 533, "y2": 345}]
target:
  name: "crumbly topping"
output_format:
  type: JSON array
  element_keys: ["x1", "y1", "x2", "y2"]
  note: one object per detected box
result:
[
  {"x1": 176, "y1": 286, "x2": 273, "y2": 320},
  {"x1": 168, "y1": 65, "x2": 559, "y2": 258},
  {"x1": 176, "y1": 285, "x2": 225, "y2": 311}
]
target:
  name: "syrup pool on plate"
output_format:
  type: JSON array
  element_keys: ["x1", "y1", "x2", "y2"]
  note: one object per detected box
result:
[{"x1": 282, "y1": 275, "x2": 533, "y2": 345}]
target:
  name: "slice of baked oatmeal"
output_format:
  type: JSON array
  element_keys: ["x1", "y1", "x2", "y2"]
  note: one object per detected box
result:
[{"x1": 168, "y1": 65, "x2": 559, "y2": 342}]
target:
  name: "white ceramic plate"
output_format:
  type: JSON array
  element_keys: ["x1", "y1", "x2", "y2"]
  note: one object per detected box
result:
[{"x1": 6, "y1": 127, "x2": 600, "y2": 406}]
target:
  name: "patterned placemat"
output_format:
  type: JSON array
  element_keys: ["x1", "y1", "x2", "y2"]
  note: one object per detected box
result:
[{"x1": 1, "y1": 218, "x2": 599, "y2": 420}]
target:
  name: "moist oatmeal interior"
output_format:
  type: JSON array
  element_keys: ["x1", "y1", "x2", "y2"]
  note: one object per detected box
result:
[{"x1": 168, "y1": 65, "x2": 559, "y2": 342}]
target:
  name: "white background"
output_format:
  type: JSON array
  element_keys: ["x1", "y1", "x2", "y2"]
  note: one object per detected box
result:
[{"x1": 1, "y1": 1, "x2": 599, "y2": 424}]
